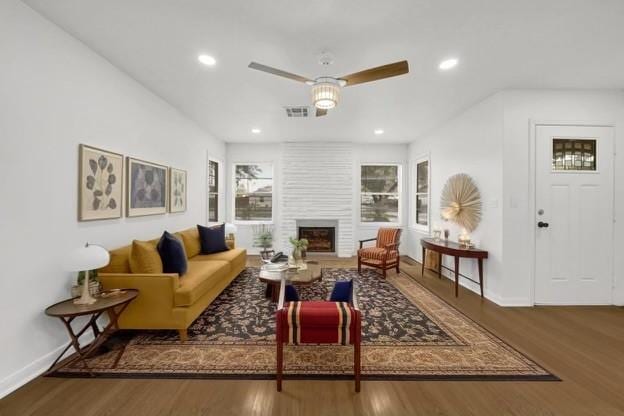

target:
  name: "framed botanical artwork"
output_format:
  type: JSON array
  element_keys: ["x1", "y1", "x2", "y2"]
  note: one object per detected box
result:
[
  {"x1": 126, "y1": 157, "x2": 168, "y2": 217},
  {"x1": 78, "y1": 144, "x2": 123, "y2": 221},
  {"x1": 169, "y1": 167, "x2": 187, "y2": 213}
]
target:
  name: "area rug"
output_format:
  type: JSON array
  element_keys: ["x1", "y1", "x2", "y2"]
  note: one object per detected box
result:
[{"x1": 49, "y1": 268, "x2": 558, "y2": 381}]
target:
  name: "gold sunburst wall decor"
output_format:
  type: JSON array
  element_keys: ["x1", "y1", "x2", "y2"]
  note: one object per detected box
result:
[{"x1": 440, "y1": 173, "x2": 482, "y2": 232}]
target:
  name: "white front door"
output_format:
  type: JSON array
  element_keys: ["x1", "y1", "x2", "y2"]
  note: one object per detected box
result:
[{"x1": 534, "y1": 125, "x2": 614, "y2": 305}]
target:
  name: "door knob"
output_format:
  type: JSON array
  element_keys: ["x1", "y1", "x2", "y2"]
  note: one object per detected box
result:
[{"x1": 537, "y1": 221, "x2": 549, "y2": 228}]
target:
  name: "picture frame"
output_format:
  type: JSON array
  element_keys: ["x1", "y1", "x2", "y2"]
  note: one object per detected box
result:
[
  {"x1": 169, "y1": 167, "x2": 187, "y2": 213},
  {"x1": 78, "y1": 144, "x2": 124, "y2": 221},
  {"x1": 126, "y1": 157, "x2": 168, "y2": 217}
]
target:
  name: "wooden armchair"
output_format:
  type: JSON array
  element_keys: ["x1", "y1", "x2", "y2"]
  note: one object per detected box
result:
[
  {"x1": 357, "y1": 228, "x2": 402, "y2": 278},
  {"x1": 275, "y1": 277, "x2": 361, "y2": 392}
]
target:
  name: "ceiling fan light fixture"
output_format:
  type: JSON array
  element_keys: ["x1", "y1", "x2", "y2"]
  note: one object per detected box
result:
[{"x1": 311, "y1": 78, "x2": 341, "y2": 109}]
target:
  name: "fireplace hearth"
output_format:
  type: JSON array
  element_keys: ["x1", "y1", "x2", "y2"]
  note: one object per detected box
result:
[{"x1": 298, "y1": 227, "x2": 335, "y2": 253}]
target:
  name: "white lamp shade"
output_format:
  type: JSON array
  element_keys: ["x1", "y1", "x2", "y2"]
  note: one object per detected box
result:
[
  {"x1": 64, "y1": 244, "x2": 110, "y2": 271},
  {"x1": 225, "y1": 223, "x2": 237, "y2": 235}
]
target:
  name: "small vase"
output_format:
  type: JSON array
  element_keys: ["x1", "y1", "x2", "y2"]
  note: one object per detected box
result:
[{"x1": 293, "y1": 247, "x2": 302, "y2": 262}]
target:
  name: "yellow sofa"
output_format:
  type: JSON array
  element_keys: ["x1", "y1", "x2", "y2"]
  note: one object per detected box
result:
[{"x1": 98, "y1": 227, "x2": 246, "y2": 340}]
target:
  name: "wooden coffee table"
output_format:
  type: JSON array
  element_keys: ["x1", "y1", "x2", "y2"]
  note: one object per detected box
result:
[
  {"x1": 44, "y1": 289, "x2": 138, "y2": 375},
  {"x1": 259, "y1": 261, "x2": 322, "y2": 302}
]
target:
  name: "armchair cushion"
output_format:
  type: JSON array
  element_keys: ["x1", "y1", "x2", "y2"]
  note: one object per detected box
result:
[
  {"x1": 357, "y1": 247, "x2": 399, "y2": 261},
  {"x1": 281, "y1": 301, "x2": 357, "y2": 345},
  {"x1": 376, "y1": 228, "x2": 401, "y2": 248}
]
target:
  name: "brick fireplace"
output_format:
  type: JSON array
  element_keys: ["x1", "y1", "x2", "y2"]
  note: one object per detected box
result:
[{"x1": 298, "y1": 226, "x2": 335, "y2": 253}]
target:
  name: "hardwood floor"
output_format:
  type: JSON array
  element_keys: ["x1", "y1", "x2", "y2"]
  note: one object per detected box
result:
[{"x1": 2, "y1": 256, "x2": 623, "y2": 416}]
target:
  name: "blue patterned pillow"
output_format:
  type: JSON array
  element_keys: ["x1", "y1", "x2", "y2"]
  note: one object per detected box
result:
[{"x1": 329, "y1": 280, "x2": 353, "y2": 303}]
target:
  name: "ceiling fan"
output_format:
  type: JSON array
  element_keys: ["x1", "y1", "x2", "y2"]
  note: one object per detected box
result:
[{"x1": 248, "y1": 59, "x2": 409, "y2": 117}]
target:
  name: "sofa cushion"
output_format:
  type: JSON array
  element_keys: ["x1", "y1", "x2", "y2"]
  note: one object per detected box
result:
[
  {"x1": 100, "y1": 245, "x2": 131, "y2": 273},
  {"x1": 174, "y1": 260, "x2": 230, "y2": 306},
  {"x1": 129, "y1": 240, "x2": 163, "y2": 274},
  {"x1": 192, "y1": 248, "x2": 246, "y2": 266},
  {"x1": 157, "y1": 231, "x2": 188, "y2": 276},
  {"x1": 197, "y1": 224, "x2": 229, "y2": 254},
  {"x1": 176, "y1": 227, "x2": 201, "y2": 258}
]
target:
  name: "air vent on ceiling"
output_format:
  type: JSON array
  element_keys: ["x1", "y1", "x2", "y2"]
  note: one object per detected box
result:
[{"x1": 284, "y1": 106, "x2": 310, "y2": 118}]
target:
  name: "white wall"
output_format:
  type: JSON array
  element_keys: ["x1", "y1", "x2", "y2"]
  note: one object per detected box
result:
[
  {"x1": 501, "y1": 89, "x2": 624, "y2": 305},
  {"x1": 0, "y1": 0, "x2": 225, "y2": 397},
  {"x1": 406, "y1": 89, "x2": 624, "y2": 306},
  {"x1": 405, "y1": 94, "x2": 505, "y2": 301},
  {"x1": 226, "y1": 143, "x2": 408, "y2": 255}
]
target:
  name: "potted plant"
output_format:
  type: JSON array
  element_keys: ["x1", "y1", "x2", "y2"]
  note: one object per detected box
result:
[
  {"x1": 71, "y1": 269, "x2": 101, "y2": 297},
  {"x1": 289, "y1": 237, "x2": 309, "y2": 262},
  {"x1": 253, "y1": 224, "x2": 274, "y2": 260}
]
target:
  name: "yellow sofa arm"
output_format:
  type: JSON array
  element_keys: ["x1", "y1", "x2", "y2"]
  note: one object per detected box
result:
[{"x1": 99, "y1": 273, "x2": 180, "y2": 328}]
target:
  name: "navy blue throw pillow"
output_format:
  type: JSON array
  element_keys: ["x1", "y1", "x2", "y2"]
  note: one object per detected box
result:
[
  {"x1": 157, "y1": 231, "x2": 188, "y2": 276},
  {"x1": 197, "y1": 224, "x2": 229, "y2": 254},
  {"x1": 329, "y1": 279, "x2": 353, "y2": 303},
  {"x1": 285, "y1": 284, "x2": 299, "y2": 302}
]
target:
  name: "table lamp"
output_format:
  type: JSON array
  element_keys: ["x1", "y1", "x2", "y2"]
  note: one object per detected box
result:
[
  {"x1": 65, "y1": 243, "x2": 110, "y2": 305},
  {"x1": 225, "y1": 223, "x2": 237, "y2": 240}
]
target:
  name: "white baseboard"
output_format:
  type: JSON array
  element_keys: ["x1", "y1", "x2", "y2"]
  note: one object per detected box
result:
[{"x1": 0, "y1": 333, "x2": 94, "y2": 399}]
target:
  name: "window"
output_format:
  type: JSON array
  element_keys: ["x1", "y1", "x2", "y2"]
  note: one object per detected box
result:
[
  {"x1": 207, "y1": 159, "x2": 219, "y2": 222},
  {"x1": 234, "y1": 163, "x2": 273, "y2": 222},
  {"x1": 360, "y1": 164, "x2": 400, "y2": 223},
  {"x1": 552, "y1": 138, "x2": 596, "y2": 171},
  {"x1": 414, "y1": 158, "x2": 429, "y2": 229}
]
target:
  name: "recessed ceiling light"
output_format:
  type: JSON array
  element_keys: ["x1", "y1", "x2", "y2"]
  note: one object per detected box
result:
[
  {"x1": 198, "y1": 54, "x2": 216, "y2": 66},
  {"x1": 251, "y1": 128, "x2": 261, "y2": 134},
  {"x1": 374, "y1": 129, "x2": 384, "y2": 135},
  {"x1": 439, "y1": 58, "x2": 458, "y2": 70}
]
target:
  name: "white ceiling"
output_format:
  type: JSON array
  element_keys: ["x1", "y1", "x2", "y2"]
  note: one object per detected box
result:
[{"x1": 24, "y1": 0, "x2": 624, "y2": 143}]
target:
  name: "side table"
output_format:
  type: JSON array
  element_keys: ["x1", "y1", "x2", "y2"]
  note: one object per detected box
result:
[{"x1": 44, "y1": 289, "x2": 138, "y2": 375}]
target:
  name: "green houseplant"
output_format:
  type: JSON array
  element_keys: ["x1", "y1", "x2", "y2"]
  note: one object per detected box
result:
[
  {"x1": 253, "y1": 224, "x2": 274, "y2": 259},
  {"x1": 289, "y1": 237, "x2": 309, "y2": 261}
]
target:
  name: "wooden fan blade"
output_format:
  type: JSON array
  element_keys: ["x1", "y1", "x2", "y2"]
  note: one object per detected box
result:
[
  {"x1": 316, "y1": 108, "x2": 328, "y2": 117},
  {"x1": 248, "y1": 62, "x2": 313, "y2": 83},
  {"x1": 340, "y1": 60, "x2": 409, "y2": 86}
]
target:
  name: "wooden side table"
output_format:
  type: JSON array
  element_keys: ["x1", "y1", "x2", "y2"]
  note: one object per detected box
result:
[
  {"x1": 44, "y1": 289, "x2": 138, "y2": 375},
  {"x1": 420, "y1": 238, "x2": 489, "y2": 298}
]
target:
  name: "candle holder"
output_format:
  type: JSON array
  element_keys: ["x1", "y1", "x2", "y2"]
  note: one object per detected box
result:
[{"x1": 458, "y1": 229, "x2": 472, "y2": 248}]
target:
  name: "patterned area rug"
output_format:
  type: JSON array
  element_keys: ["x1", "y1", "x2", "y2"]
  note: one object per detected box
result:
[{"x1": 50, "y1": 268, "x2": 557, "y2": 381}]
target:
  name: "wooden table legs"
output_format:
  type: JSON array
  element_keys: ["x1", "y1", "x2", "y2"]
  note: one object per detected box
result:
[
  {"x1": 45, "y1": 302, "x2": 131, "y2": 376},
  {"x1": 478, "y1": 258, "x2": 484, "y2": 298},
  {"x1": 454, "y1": 256, "x2": 460, "y2": 297}
]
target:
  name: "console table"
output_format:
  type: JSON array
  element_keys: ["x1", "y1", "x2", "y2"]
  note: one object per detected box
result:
[{"x1": 420, "y1": 238, "x2": 488, "y2": 298}]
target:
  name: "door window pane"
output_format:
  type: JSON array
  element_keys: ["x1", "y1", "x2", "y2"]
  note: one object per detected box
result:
[{"x1": 552, "y1": 138, "x2": 596, "y2": 171}]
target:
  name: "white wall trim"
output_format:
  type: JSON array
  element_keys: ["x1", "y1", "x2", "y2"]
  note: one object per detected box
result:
[
  {"x1": 528, "y1": 120, "x2": 616, "y2": 306},
  {"x1": 0, "y1": 332, "x2": 95, "y2": 399}
]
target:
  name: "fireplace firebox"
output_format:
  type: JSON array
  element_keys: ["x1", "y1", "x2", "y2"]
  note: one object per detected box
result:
[{"x1": 298, "y1": 227, "x2": 335, "y2": 253}]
